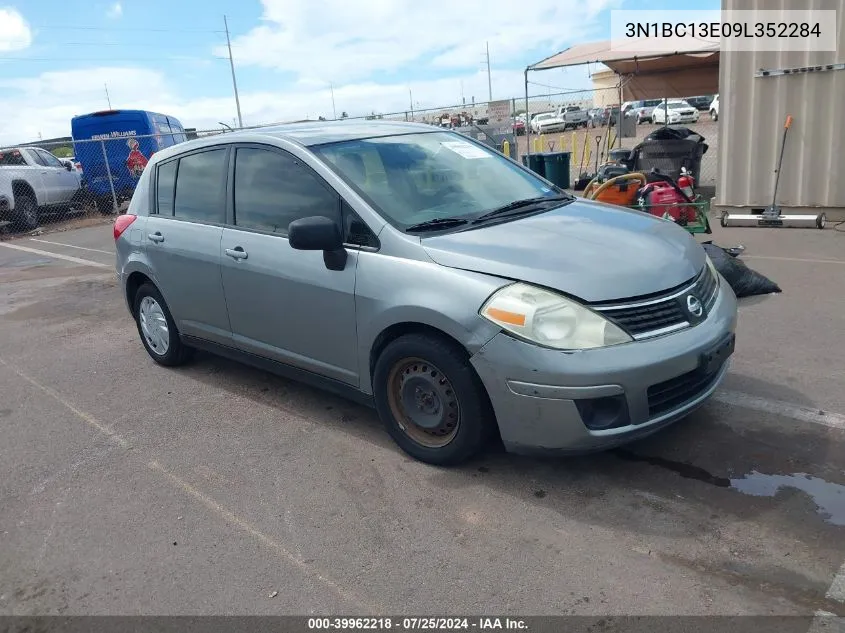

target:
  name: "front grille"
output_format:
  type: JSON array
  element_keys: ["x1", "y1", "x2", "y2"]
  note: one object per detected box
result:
[
  {"x1": 594, "y1": 265, "x2": 717, "y2": 339},
  {"x1": 646, "y1": 362, "x2": 725, "y2": 418}
]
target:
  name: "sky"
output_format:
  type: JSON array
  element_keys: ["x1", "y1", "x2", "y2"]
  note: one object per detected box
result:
[{"x1": 0, "y1": 0, "x2": 717, "y2": 145}]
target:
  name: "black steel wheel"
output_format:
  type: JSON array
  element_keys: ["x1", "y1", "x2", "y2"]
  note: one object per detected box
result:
[{"x1": 373, "y1": 333, "x2": 495, "y2": 466}]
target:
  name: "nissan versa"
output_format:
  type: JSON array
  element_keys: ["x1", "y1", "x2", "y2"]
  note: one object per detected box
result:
[{"x1": 114, "y1": 121, "x2": 738, "y2": 466}]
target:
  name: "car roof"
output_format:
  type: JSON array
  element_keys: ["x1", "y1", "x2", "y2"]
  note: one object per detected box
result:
[{"x1": 149, "y1": 120, "x2": 448, "y2": 162}]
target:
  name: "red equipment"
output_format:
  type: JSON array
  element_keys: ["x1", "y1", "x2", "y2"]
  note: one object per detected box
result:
[{"x1": 638, "y1": 181, "x2": 696, "y2": 225}]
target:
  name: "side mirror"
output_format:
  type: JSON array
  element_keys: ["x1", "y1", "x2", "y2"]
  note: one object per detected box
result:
[
  {"x1": 65, "y1": 162, "x2": 72, "y2": 171},
  {"x1": 288, "y1": 216, "x2": 347, "y2": 271}
]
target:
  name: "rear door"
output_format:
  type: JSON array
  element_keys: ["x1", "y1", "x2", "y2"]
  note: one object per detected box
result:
[
  {"x1": 143, "y1": 146, "x2": 232, "y2": 345},
  {"x1": 219, "y1": 144, "x2": 361, "y2": 385}
]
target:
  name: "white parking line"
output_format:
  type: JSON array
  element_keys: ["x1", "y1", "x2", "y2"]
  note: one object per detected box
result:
[
  {"x1": 30, "y1": 238, "x2": 112, "y2": 255},
  {"x1": 827, "y1": 561, "x2": 845, "y2": 603},
  {"x1": 743, "y1": 255, "x2": 845, "y2": 266},
  {"x1": 713, "y1": 390, "x2": 845, "y2": 431},
  {"x1": 0, "y1": 242, "x2": 110, "y2": 269}
]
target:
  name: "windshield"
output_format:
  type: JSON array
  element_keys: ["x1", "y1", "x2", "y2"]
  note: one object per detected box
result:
[{"x1": 312, "y1": 131, "x2": 565, "y2": 231}]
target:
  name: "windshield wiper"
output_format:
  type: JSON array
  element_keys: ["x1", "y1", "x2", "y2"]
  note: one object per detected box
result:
[
  {"x1": 472, "y1": 195, "x2": 573, "y2": 223},
  {"x1": 405, "y1": 217, "x2": 469, "y2": 233}
]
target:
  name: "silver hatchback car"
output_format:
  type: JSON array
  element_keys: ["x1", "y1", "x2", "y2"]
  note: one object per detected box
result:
[{"x1": 115, "y1": 121, "x2": 737, "y2": 465}]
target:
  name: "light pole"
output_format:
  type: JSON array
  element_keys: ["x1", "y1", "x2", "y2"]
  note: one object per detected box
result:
[
  {"x1": 218, "y1": 122, "x2": 233, "y2": 132},
  {"x1": 223, "y1": 15, "x2": 244, "y2": 128}
]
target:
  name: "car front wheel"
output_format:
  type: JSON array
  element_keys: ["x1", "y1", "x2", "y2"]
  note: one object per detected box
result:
[{"x1": 373, "y1": 333, "x2": 495, "y2": 466}]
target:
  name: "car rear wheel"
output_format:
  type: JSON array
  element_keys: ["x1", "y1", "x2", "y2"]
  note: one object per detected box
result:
[
  {"x1": 133, "y1": 283, "x2": 193, "y2": 367},
  {"x1": 13, "y1": 194, "x2": 39, "y2": 231},
  {"x1": 373, "y1": 333, "x2": 495, "y2": 466}
]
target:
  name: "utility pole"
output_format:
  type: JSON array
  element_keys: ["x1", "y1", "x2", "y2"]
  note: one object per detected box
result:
[
  {"x1": 461, "y1": 79, "x2": 465, "y2": 106},
  {"x1": 409, "y1": 88, "x2": 414, "y2": 120},
  {"x1": 104, "y1": 83, "x2": 112, "y2": 109},
  {"x1": 485, "y1": 41, "x2": 492, "y2": 102},
  {"x1": 330, "y1": 83, "x2": 337, "y2": 120},
  {"x1": 224, "y1": 15, "x2": 243, "y2": 128}
]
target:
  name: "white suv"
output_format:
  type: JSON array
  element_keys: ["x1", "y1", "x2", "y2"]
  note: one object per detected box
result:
[{"x1": 710, "y1": 95, "x2": 720, "y2": 121}]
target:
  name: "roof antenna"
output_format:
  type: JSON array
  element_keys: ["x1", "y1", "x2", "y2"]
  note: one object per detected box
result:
[{"x1": 104, "y1": 83, "x2": 112, "y2": 109}]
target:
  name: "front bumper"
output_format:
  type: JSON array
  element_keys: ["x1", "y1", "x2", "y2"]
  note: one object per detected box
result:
[{"x1": 470, "y1": 280, "x2": 738, "y2": 455}]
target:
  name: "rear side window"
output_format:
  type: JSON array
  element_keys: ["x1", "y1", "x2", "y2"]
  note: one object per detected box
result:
[
  {"x1": 156, "y1": 160, "x2": 177, "y2": 215},
  {"x1": 233, "y1": 147, "x2": 339, "y2": 235},
  {"x1": 0, "y1": 150, "x2": 26, "y2": 166},
  {"x1": 173, "y1": 149, "x2": 228, "y2": 224}
]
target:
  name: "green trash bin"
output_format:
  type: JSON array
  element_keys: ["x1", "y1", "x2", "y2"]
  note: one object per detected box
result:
[
  {"x1": 542, "y1": 152, "x2": 571, "y2": 189},
  {"x1": 521, "y1": 153, "x2": 546, "y2": 178}
]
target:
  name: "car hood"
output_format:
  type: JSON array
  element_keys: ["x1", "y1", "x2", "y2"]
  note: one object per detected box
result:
[{"x1": 421, "y1": 199, "x2": 705, "y2": 303}]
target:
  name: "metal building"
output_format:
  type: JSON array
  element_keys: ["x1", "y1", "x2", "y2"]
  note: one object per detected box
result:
[{"x1": 716, "y1": 0, "x2": 845, "y2": 221}]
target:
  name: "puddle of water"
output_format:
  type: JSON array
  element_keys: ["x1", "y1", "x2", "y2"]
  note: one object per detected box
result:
[
  {"x1": 730, "y1": 471, "x2": 845, "y2": 526},
  {"x1": 614, "y1": 450, "x2": 845, "y2": 526}
]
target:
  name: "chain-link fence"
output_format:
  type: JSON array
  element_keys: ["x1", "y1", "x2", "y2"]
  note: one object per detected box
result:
[
  {"x1": 0, "y1": 132, "x2": 214, "y2": 234},
  {"x1": 1, "y1": 88, "x2": 718, "y2": 236}
]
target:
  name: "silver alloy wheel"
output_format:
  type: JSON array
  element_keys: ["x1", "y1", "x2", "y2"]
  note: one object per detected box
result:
[{"x1": 139, "y1": 296, "x2": 170, "y2": 355}]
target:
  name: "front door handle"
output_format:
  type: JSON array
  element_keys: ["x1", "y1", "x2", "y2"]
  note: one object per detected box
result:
[
  {"x1": 225, "y1": 247, "x2": 248, "y2": 260},
  {"x1": 148, "y1": 232, "x2": 165, "y2": 243}
]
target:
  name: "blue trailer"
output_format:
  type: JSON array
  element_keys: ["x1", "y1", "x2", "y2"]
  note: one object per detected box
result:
[{"x1": 71, "y1": 109, "x2": 187, "y2": 212}]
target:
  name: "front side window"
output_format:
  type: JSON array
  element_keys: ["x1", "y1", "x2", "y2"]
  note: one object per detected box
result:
[
  {"x1": 173, "y1": 149, "x2": 228, "y2": 224},
  {"x1": 233, "y1": 147, "x2": 339, "y2": 235},
  {"x1": 313, "y1": 131, "x2": 565, "y2": 232},
  {"x1": 37, "y1": 149, "x2": 66, "y2": 168}
]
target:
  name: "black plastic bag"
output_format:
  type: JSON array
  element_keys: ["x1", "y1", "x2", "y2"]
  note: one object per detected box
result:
[{"x1": 701, "y1": 243, "x2": 782, "y2": 298}]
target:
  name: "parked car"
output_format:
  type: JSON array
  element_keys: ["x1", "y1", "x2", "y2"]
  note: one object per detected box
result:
[
  {"x1": 512, "y1": 116, "x2": 526, "y2": 136},
  {"x1": 710, "y1": 94, "x2": 720, "y2": 121},
  {"x1": 0, "y1": 146, "x2": 84, "y2": 230},
  {"x1": 115, "y1": 121, "x2": 738, "y2": 466},
  {"x1": 652, "y1": 100, "x2": 700, "y2": 125},
  {"x1": 71, "y1": 109, "x2": 188, "y2": 215},
  {"x1": 558, "y1": 106, "x2": 589, "y2": 129},
  {"x1": 686, "y1": 95, "x2": 715, "y2": 111},
  {"x1": 587, "y1": 108, "x2": 607, "y2": 127},
  {"x1": 634, "y1": 99, "x2": 665, "y2": 124},
  {"x1": 530, "y1": 106, "x2": 588, "y2": 133},
  {"x1": 529, "y1": 111, "x2": 560, "y2": 133}
]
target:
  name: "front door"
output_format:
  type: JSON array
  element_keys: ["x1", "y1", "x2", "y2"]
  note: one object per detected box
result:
[
  {"x1": 143, "y1": 147, "x2": 232, "y2": 345},
  {"x1": 34, "y1": 149, "x2": 80, "y2": 204},
  {"x1": 22, "y1": 149, "x2": 57, "y2": 204},
  {"x1": 219, "y1": 145, "x2": 360, "y2": 386}
]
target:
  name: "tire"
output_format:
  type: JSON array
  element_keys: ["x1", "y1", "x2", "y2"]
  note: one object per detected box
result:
[
  {"x1": 133, "y1": 283, "x2": 193, "y2": 367},
  {"x1": 372, "y1": 333, "x2": 495, "y2": 466},
  {"x1": 711, "y1": 110, "x2": 718, "y2": 121},
  {"x1": 13, "y1": 194, "x2": 39, "y2": 231},
  {"x1": 96, "y1": 195, "x2": 117, "y2": 216}
]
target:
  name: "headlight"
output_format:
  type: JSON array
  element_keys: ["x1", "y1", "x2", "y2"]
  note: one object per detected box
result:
[
  {"x1": 479, "y1": 283, "x2": 633, "y2": 350},
  {"x1": 705, "y1": 254, "x2": 721, "y2": 288}
]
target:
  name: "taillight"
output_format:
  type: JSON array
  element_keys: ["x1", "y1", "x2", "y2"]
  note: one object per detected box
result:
[{"x1": 114, "y1": 214, "x2": 137, "y2": 240}]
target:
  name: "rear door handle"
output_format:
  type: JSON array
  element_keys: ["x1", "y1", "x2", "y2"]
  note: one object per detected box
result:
[
  {"x1": 225, "y1": 247, "x2": 248, "y2": 260},
  {"x1": 148, "y1": 232, "x2": 165, "y2": 243}
]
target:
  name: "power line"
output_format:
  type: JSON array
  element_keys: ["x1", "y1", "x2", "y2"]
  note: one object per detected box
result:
[
  {"x1": 0, "y1": 56, "x2": 228, "y2": 62},
  {"x1": 30, "y1": 25, "x2": 224, "y2": 33}
]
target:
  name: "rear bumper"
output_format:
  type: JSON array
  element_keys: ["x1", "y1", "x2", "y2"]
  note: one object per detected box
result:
[{"x1": 470, "y1": 280, "x2": 738, "y2": 455}]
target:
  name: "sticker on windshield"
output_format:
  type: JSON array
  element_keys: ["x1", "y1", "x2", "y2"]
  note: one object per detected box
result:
[{"x1": 441, "y1": 141, "x2": 491, "y2": 159}]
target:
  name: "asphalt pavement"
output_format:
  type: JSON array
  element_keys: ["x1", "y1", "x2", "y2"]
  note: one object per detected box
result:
[{"x1": 0, "y1": 220, "x2": 843, "y2": 617}]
